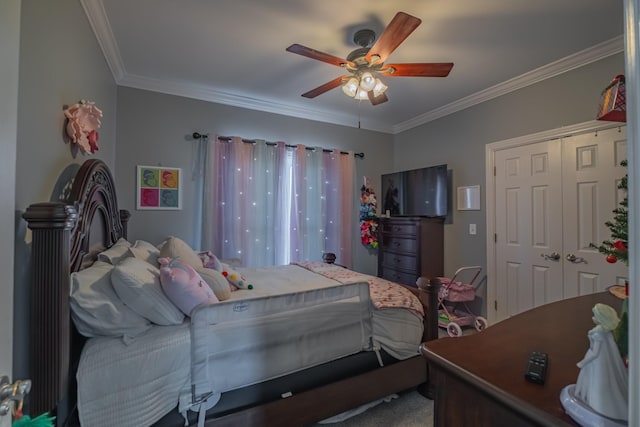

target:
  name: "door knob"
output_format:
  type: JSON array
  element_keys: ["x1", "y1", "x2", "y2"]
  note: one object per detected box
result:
[
  {"x1": 566, "y1": 254, "x2": 586, "y2": 263},
  {"x1": 0, "y1": 377, "x2": 31, "y2": 417},
  {"x1": 540, "y1": 252, "x2": 561, "y2": 261}
]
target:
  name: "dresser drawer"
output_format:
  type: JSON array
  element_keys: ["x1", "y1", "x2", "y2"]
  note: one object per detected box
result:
[
  {"x1": 381, "y1": 252, "x2": 417, "y2": 271},
  {"x1": 380, "y1": 268, "x2": 418, "y2": 287},
  {"x1": 381, "y1": 236, "x2": 417, "y2": 254},
  {"x1": 377, "y1": 216, "x2": 444, "y2": 287},
  {"x1": 382, "y1": 222, "x2": 417, "y2": 236}
]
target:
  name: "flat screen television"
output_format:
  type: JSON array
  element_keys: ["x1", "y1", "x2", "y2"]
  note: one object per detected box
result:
[{"x1": 380, "y1": 164, "x2": 448, "y2": 218}]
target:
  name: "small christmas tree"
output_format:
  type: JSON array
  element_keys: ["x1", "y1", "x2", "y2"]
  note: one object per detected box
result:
[
  {"x1": 591, "y1": 160, "x2": 628, "y2": 265},
  {"x1": 590, "y1": 159, "x2": 628, "y2": 364}
]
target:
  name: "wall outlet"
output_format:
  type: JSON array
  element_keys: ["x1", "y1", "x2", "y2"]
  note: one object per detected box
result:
[{"x1": 469, "y1": 224, "x2": 477, "y2": 235}]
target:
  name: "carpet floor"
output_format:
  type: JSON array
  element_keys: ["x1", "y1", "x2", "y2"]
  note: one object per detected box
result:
[{"x1": 314, "y1": 390, "x2": 434, "y2": 427}]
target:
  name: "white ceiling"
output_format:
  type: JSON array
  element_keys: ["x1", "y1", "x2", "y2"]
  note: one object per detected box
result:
[{"x1": 82, "y1": 0, "x2": 624, "y2": 133}]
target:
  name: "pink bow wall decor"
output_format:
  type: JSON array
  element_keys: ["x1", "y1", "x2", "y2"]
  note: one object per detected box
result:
[{"x1": 63, "y1": 100, "x2": 103, "y2": 154}]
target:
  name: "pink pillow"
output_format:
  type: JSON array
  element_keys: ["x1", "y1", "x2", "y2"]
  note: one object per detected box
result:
[
  {"x1": 199, "y1": 251, "x2": 253, "y2": 291},
  {"x1": 158, "y1": 257, "x2": 219, "y2": 316}
]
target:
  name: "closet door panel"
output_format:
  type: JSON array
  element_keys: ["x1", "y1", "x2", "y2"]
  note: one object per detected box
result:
[
  {"x1": 494, "y1": 140, "x2": 563, "y2": 320},
  {"x1": 562, "y1": 127, "x2": 628, "y2": 298}
]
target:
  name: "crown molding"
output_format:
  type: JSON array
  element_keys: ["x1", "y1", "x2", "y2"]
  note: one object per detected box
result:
[
  {"x1": 81, "y1": 0, "x2": 125, "y2": 81},
  {"x1": 83, "y1": 1, "x2": 623, "y2": 135},
  {"x1": 117, "y1": 73, "x2": 393, "y2": 133},
  {"x1": 486, "y1": 119, "x2": 624, "y2": 152},
  {"x1": 393, "y1": 36, "x2": 624, "y2": 133}
]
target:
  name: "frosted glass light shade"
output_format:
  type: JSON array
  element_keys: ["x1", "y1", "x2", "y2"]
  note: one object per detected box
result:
[
  {"x1": 359, "y1": 72, "x2": 376, "y2": 91},
  {"x1": 342, "y1": 77, "x2": 359, "y2": 97},
  {"x1": 355, "y1": 89, "x2": 369, "y2": 100},
  {"x1": 372, "y1": 78, "x2": 388, "y2": 97}
]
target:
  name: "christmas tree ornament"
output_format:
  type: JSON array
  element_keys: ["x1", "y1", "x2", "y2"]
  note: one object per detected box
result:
[{"x1": 591, "y1": 160, "x2": 628, "y2": 266}]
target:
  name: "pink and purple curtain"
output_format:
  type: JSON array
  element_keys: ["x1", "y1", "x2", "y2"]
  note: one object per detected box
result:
[{"x1": 202, "y1": 137, "x2": 354, "y2": 267}]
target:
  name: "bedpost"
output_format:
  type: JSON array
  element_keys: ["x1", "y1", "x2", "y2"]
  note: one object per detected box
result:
[
  {"x1": 416, "y1": 277, "x2": 441, "y2": 399},
  {"x1": 417, "y1": 277, "x2": 441, "y2": 342},
  {"x1": 22, "y1": 159, "x2": 129, "y2": 426},
  {"x1": 22, "y1": 202, "x2": 78, "y2": 420}
]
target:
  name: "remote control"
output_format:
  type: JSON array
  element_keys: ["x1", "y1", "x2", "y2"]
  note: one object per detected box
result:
[{"x1": 524, "y1": 351, "x2": 548, "y2": 384}]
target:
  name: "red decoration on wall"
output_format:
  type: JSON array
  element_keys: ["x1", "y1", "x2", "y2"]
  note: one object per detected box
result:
[{"x1": 597, "y1": 74, "x2": 626, "y2": 122}]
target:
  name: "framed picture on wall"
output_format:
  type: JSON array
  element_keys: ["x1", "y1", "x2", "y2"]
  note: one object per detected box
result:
[{"x1": 136, "y1": 165, "x2": 182, "y2": 210}]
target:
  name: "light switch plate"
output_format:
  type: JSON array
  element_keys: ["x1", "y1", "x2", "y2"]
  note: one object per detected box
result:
[{"x1": 469, "y1": 224, "x2": 477, "y2": 235}]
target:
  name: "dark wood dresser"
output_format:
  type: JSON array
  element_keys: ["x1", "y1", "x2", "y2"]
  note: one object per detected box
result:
[
  {"x1": 421, "y1": 292, "x2": 622, "y2": 427},
  {"x1": 377, "y1": 216, "x2": 444, "y2": 286}
]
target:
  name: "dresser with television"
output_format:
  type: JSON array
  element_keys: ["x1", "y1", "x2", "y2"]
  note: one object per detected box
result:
[{"x1": 377, "y1": 216, "x2": 444, "y2": 287}]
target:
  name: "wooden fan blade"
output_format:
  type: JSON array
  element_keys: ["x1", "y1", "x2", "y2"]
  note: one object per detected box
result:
[
  {"x1": 301, "y1": 76, "x2": 347, "y2": 98},
  {"x1": 366, "y1": 12, "x2": 421, "y2": 64},
  {"x1": 381, "y1": 63, "x2": 454, "y2": 77},
  {"x1": 368, "y1": 91, "x2": 388, "y2": 106},
  {"x1": 286, "y1": 44, "x2": 353, "y2": 68}
]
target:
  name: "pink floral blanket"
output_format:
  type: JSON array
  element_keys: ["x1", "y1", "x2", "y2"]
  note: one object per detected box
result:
[{"x1": 293, "y1": 262, "x2": 424, "y2": 317}]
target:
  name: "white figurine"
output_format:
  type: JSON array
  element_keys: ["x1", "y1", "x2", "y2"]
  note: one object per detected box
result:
[{"x1": 574, "y1": 303, "x2": 628, "y2": 421}]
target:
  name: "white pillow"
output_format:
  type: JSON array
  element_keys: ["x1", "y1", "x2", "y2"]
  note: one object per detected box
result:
[
  {"x1": 97, "y1": 238, "x2": 132, "y2": 265},
  {"x1": 128, "y1": 239, "x2": 161, "y2": 264},
  {"x1": 111, "y1": 257, "x2": 184, "y2": 325},
  {"x1": 159, "y1": 236, "x2": 202, "y2": 268},
  {"x1": 70, "y1": 261, "x2": 151, "y2": 338}
]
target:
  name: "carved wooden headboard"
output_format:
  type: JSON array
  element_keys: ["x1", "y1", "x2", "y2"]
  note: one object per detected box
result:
[{"x1": 22, "y1": 159, "x2": 130, "y2": 424}]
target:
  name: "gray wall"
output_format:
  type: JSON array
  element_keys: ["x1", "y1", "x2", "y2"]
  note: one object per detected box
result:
[
  {"x1": 16, "y1": 0, "x2": 117, "y2": 210},
  {"x1": 115, "y1": 86, "x2": 393, "y2": 274},
  {"x1": 14, "y1": 0, "x2": 117, "y2": 379},
  {"x1": 393, "y1": 53, "x2": 625, "y2": 281}
]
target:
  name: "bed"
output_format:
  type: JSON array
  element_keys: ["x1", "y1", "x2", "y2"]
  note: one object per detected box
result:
[{"x1": 22, "y1": 159, "x2": 441, "y2": 427}]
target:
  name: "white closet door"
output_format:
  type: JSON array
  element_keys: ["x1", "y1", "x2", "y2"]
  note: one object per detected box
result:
[
  {"x1": 494, "y1": 139, "x2": 564, "y2": 320},
  {"x1": 562, "y1": 127, "x2": 629, "y2": 297},
  {"x1": 492, "y1": 125, "x2": 629, "y2": 323}
]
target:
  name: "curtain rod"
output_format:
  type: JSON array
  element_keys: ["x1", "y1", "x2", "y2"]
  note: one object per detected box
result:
[{"x1": 192, "y1": 132, "x2": 364, "y2": 159}]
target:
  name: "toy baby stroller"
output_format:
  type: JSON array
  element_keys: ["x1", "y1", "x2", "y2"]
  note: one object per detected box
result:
[{"x1": 437, "y1": 266, "x2": 488, "y2": 337}]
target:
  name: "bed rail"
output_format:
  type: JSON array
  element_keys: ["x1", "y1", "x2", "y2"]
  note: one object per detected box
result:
[{"x1": 187, "y1": 282, "x2": 372, "y2": 419}]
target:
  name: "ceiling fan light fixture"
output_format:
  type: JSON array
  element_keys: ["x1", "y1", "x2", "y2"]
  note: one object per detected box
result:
[
  {"x1": 372, "y1": 78, "x2": 388, "y2": 97},
  {"x1": 342, "y1": 77, "x2": 359, "y2": 97},
  {"x1": 355, "y1": 88, "x2": 369, "y2": 100},
  {"x1": 286, "y1": 11, "x2": 452, "y2": 107},
  {"x1": 359, "y1": 71, "x2": 376, "y2": 91}
]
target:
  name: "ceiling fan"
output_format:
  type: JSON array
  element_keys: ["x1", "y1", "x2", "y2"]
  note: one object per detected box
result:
[{"x1": 286, "y1": 11, "x2": 453, "y2": 106}]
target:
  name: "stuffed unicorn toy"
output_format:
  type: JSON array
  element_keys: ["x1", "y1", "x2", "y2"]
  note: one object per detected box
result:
[{"x1": 158, "y1": 257, "x2": 218, "y2": 315}]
